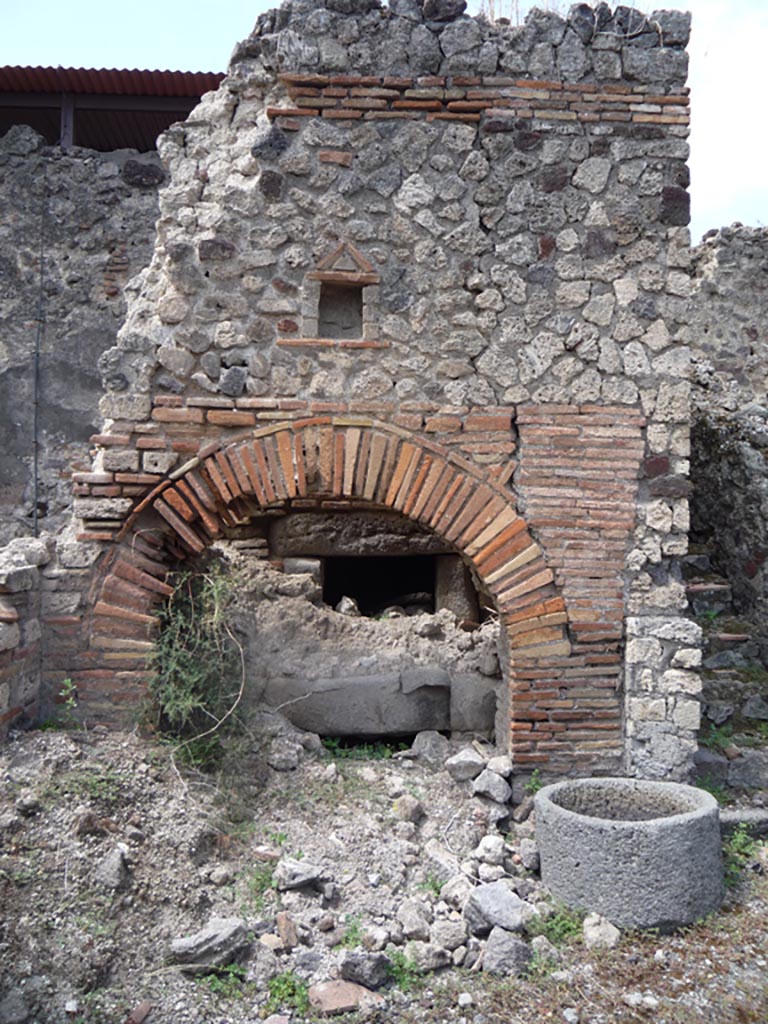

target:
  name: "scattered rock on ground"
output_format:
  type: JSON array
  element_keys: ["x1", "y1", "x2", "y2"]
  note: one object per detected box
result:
[
  {"x1": 471, "y1": 768, "x2": 512, "y2": 803},
  {"x1": 308, "y1": 979, "x2": 384, "y2": 1015},
  {"x1": 0, "y1": 727, "x2": 765, "y2": 1022},
  {"x1": 93, "y1": 845, "x2": 130, "y2": 890},
  {"x1": 464, "y1": 881, "x2": 536, "y2": 936},
  {"x1": 170, "y1": 917, "x2": 250, "y2": 974},
  {"x1": 409, "y1": 730, "x2": 452, "y2": 768},
  {"x1": 339, "y1": 950, "x2": 392, "y2": 989},
  {"x1": 482, "y1": 926, "x2": 533, "y2": 976},
  {"x1": 583, "y1": 912, "x2": 621, "y2": 950},
  {"x1": 445, "y1": 747, "x2": 486, "y2": 781},
  {"x1": 274, "y1": 856, "x2": 325, "y2": 890}
]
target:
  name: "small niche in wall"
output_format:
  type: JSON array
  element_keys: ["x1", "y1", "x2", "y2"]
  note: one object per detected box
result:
[
  {"x1": 318, "y1": 281, "x2": 363, "y2": 339},
  {"x1": 290, "y1": 241, "x2": 381, "y2": 346}
]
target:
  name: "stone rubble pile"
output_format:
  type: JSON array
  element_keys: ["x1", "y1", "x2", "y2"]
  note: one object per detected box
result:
[
  {"x1": 160, "y1": 730, "x2": 615, "y2": 1015},
  {"x1": 2, "y1": 727, "x2": 767, "y2": 1022}
]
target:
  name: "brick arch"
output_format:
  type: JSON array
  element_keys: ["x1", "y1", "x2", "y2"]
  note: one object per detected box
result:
[{"x1": 89, "y1": 417, "x2": 571, "y2": 753}]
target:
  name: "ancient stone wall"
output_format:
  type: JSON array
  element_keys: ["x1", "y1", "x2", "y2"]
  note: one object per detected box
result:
[
  {"x1": 0, "y1": 537, "x2": 51, "y2": 730},
  {"x1": 0, "y1": 125, "x2": 163, "y2": 543},
  {"x1": 690, "y1": 225, "x2": 768, "y2": 618},
  {"x1": 3, "y1": 1, "x2": 700, "y2": 780}
]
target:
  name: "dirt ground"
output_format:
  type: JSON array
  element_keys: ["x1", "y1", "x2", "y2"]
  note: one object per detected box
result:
[{"x1": 1, "y1": 727, "x2": 767, "y2": 1024}]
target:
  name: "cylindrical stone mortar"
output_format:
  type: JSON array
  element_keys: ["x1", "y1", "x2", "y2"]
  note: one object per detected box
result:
[{"x1": 534, "y1": 777, "x2": 724, "y2": 930}]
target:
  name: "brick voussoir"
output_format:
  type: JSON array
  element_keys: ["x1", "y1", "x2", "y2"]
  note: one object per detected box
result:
[
  {"x1": 113, "y1": 560, "x2": 173, "y2": 597},
  {"x1": 153, "y1": 499, "x2": 206, "y2": 553}
]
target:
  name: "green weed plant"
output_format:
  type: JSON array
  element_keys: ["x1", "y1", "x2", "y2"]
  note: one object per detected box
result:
[
  {"x1": 148, "y1": 565, "x2": 242, "y2": 770},
  {"x1": 386, "y1": 949, "x2": 422, "y2": 992},
  {"x1": 723, "y1": 824, "x2": 758, "y2": 888},
  {"x1": 265, "y1": 971, "x2": 310, "y2": 1015},
  {"x1": 527, "y1": 903, "x2": 585, "y2": 946}
]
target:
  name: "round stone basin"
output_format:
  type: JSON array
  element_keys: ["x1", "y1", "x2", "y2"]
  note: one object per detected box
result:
[{"x1": 534, "y1": 778, "x2": 724, "y2": 930}]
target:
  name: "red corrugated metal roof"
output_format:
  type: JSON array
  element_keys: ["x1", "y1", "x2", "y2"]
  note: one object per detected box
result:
[{"x1": 0, "y1": 66, "x2": 224, "y2": 97}]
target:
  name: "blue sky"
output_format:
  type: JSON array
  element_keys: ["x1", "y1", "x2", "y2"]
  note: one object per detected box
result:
[{"x1": 2, "y1": 0, "x2": 766, "y2": 241}]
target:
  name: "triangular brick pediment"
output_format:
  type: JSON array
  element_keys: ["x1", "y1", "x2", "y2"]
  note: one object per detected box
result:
[{"x1": 316, "y1": 241, "x2": 374, "y2": 275}]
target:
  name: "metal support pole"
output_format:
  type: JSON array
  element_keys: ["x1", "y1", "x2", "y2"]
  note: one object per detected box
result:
[{"x1": 60, "y1": 92, "x2": 74, "y2": 148}]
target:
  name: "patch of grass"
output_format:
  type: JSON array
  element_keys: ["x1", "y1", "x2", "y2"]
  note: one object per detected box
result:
[
  {"x1": 527, "y1": 947, "x2": 559, "y2": 979},
  {"x1": 527, "y1": 903, "x2": 585, "y2": 947},
  {"x1": 243, "y1": 863, "x2": 276, "y2": 913},
  {"x1": 723, "y1": 824, "x2": 758, "y2": 888},
  {"x1": 736, "y1": 664, "x2": 768, "y2": 685},
  {"x1": 322, "y1": 737, "x2": 408, "y2": 760},
  {"x1": 47, "y1": 767, "x2": 124, "y2": 810},
  {"x1": 41, "y1": 678, "x2": 80, "y2": 730},
  {"x1": 695, "y1": 774, "x2": 729, "y2": 804},
  {"x1": 176, "y1": 735, "x2": 226, "y2": 771},
  {"x1": 696, "y1": 609, "x2": 722, "y2": 628},
  {"x1": 524, "y1": 768, "x2": 543, "y2": 795},
  {"x1": 418, "y1": 873, "x2": 443, "y2": 899},
  {"x1": 266, "y1": 829, "x2": 288, "y2": 846},
  {"x1": 340, "y1": 913, "x2": 364, "y2": 948},
  {"x1": 198, "y1": 963, "x2": 249, "y2": 1000},
  {"x1": 386, "y1": 949, "x2": 422, "y2": 992},
  {"x1": 75, "y1": 912, "x2": 117, "y2": 941},
  {"x1": 699, "y1": 721, "x2": 734, "y2": 754},
  {"x1": 265, "y1": 971, "x2": 310, "y2": 1015},
  {"x1": 4, "y1": 856, "x2": 40, "y2": 887},
  {"x1": 739, "y1": 721, "x2": 768, "y2": 747}
]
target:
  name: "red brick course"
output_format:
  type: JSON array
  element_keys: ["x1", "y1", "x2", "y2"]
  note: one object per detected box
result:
[
  {"x1": 266, "y1": 73, "x2": 689, "y2": 129},
  {"x1": 66, "y1": 403, "x2": 647, "y2": 772}
]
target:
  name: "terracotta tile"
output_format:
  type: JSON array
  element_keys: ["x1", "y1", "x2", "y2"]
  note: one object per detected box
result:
[
  {"x1": 374, "y1": 436, "x2": 401, "y2": 505},
  {"x1": 204, "y1": 458, "x2": 233, "y2": 504},
  {"x1": 247, "y1": 440, "x2": 273, "y2": 504},
  {"x1": 93, "y1": 601, "x2": 155, "y2": 626},
  {"x1": 343, "y1": 427, "x2": 361, "y2": 497},
  {"x1": 153, "y1": 498, "x2": 205, "y2": 553},
  {"x1": 428, "y1": 474, "x2": 466, "y2": 530},
  {"x1": 403, "y1": 455, "x2": 433, "y2": 517},
  {"x1": 497, "y1": 568, "x2": 555, "y2": 606},
  {"x1": 410, "y1": 459, "x2": 444, "y2": 520},
  {"x1": 510, "y1": 625, "x2": 566, "y2": 650},
  {"x1": 364, "y1": 433, "x2": 389, "y2": 501},
  {"x1": 302, "y1": 425, "x2": 320, "y2": 491},
  {"x1": 385, "y1": 443, "x2": 417, "y2": 507},
  {"x1": 176, "y1": 479, "x2": 221, "y2": 536},
  {"x1": 354, "y1": 430, "x2": 371, "y2": 497},
  {"x1": 456, "y1": 494, "x2": 509, "y2": 548},
  {"x1": 474, "y1": 523, "x2": 530, "y2": 575},
  {"x1": 227, "y1": 447, "x2": 255, "y2": 496},
  {"x1": 237, "y1": 446, "x2": 268, "y2": 506},
  {"x1": 276, "y1": 429, "x2": 298, "y2": 498},
  {"x1": 443, "y1": 484, "x2": 495, "y2": 542},
  {"x1": 294, "y1": 433, "x2": 308, "y2": 497},
  {"x1": 392, "y1": 447, "x2": 423, "y2": 511},
  {"x1": 486, "y1": 542, "x2": 541, "y2": 586},
  {"x1": 317, "y1": 427, "x2": 335, "y2": 495},
  {"x1": 419, "y1": 464, "x2": 455, "y2": 522},
  {"x1": 333, "y1": 431, "x2": 345, "y2": 498},
  {"x1": 216, "y1": 450, "x2": 244, "y2": 499},
  {"x1": 207, "y1": 410, "x2": 255, "y2": 427},
  {"x1": 112, "y1": 561, "x2": 171, "y2": 598},
  {"x1": 263, "y1": 435, "x2": 289, "y2": 500},
  {"x1": 163, "y1": 487, "x2": 195, "y2": 523}
]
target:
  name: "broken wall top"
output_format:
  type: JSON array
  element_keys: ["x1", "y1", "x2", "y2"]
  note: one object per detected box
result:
[{"x1": 227, "y1": 1, "x2": 690, "y2": 88}]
